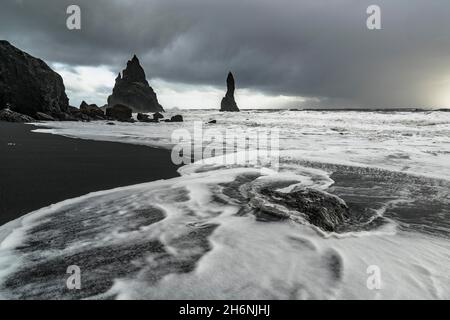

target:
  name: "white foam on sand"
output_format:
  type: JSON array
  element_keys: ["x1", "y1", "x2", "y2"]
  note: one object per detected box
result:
[
  {"x1": 111, "y1": 216, "x2": 450, "y2": 300},
  {"x1": 0, "y1": 110, "x2": 447, "y2": 299},
  {"x1": 0, "y1": 157, "x2": 449, "y2": 299},
  {"x1": 30, "y1": 110, "x2": 450, "y2": 181}
]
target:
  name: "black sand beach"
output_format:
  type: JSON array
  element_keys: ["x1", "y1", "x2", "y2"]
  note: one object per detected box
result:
[{"x1": 0, "y1": 122, "x2": 180, "y2": 226}]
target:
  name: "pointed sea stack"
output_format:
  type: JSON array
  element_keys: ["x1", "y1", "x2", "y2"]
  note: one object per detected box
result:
[
  {"x1": 107, "y1": 55, "x2": 164, "y2": 113},
  {"x1": 220, "y1": 72, "x2": 239, "y2": 112}
]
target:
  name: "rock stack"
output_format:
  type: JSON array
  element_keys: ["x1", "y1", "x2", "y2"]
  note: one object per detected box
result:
[
  {"x1": 0, "y1": 40, "x2": 69, "y2": 118},
  {"x1": 107, "y1": 55, "x2": 164, "y2": 113},
  {"x1": 0, "y1": 41, "x2": 186, "y2": 124},
  {"x1": 220, "y1": 72, "x2": 240, "y2": 112}
]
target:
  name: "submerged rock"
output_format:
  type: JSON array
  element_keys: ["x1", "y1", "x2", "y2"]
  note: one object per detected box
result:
[
  {"x1": 137, "y1": 113, "x2": 158, "y2": 122},
  {"x1": 106, "y1": 104, "x2": 132, "y2": 122},
  {"x1": 253, "y1": 188, "x2": 350, "y2": 232},
  {"x1": 220, "y1": 72, "x2": 240, "y2": 112},
  {"x1": 0, "y1": 40, "x2": 69, "y2": 118},
  {"x1": 107, "y1": 55, "x2": 164, "y2": 113},
  {"x1": 170, "y1": 115, "x2": 183, "y2": 122},
  {"x1": 137, "y1": 113, "x2": 150, "y2": 122},
  {"x1": 153, "y1": 112, "x2": 164, "y2": 120},
  {"x1": 0, "y1": 108, "x2": 35, "y2": 122}
]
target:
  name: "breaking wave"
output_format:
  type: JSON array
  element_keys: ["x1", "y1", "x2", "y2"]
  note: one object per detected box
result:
[{"x1": 1, "y1": 110, "x2": 449, "y2": 299}]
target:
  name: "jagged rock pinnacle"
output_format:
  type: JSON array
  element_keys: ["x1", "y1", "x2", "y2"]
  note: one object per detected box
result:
[
  {"x1": 107, "y1": 55, "x2": 164, "y2": 112},
  {"x1": 220, "y1": 71, "x2": 240, "y2": 112},
  {"x1": 226, "y1": 72, "x2": 235, "y2": 96}
]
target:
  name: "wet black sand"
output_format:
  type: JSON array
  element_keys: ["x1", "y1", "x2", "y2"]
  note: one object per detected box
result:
[{"x1": 0, "y1": 122, "x2": 180, "y2": 226}]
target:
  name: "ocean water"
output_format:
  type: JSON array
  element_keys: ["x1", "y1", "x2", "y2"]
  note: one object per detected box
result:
[{"x1": 0, "y1": 110, "x2": 449, "y2": 299}]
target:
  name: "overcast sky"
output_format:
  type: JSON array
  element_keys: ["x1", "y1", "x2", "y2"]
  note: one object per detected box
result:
[{"x1": 2, "y1": 0, "x2": 450, "y2": 109}]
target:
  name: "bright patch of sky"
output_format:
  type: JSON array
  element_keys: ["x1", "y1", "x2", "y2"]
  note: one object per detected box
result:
[{"x1": 53, "y1": 63, "x2": 311, "y2": 110}]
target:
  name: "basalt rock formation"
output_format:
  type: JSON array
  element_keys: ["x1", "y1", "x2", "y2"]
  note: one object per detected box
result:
[
  {"x1": 35, "y1": 112, "x2": 56, "y2": 121},
  {"x1": 0, "y1": 40, "x2": 69, "y2": 118},
  {"x1": 153, "y1": 112, "x2": 164, "y2": 121},
  {"x1": 253, "y1": 188, "x2": 351, "y2": 233},
  {"x1": 106, "y1": 104, "x2": 133, "y2": 122},
  {"x1": 220, "y1": 72, "x2": 239, "y2": 112},
  {"x1": 0, "y1": 108, "x2": 35, "y2": 123},
  {"x1": 170, "y1": 115, "x2": 183, "y2": 122},
  {"x1": 107, "y1": 55, "x2": 164, "y2": 113},
  {"x1": 80, "y1": 101, "x2": 105, "y2": 119}
]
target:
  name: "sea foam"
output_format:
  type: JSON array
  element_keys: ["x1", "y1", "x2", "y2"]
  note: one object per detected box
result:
[{"x1": 0, "y1": 110, "x2": 448, "y2": 299}]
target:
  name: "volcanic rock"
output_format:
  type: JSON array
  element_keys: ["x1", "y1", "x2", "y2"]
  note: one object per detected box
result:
[
  {"x1": 0, "y1": 40, "x2": 69, "y2": 117},
  {"x1": 68, "y1": 106, "x2": 80, "y2": 115},
  {"x1": 137, "y1": 113, "x2": 157, "y2": 122},
  {"x1": 220, "y1": 72, "x2": 240, "y2": 112},
  {"x1": 35, "y1": 112, "x2": 56, "y2": 121},
  {"x1": 170, "y1": 115, "x2": 183, "y2": 122},
  {"x1": 106, "y1": 104, "x2": 132, "y2": 122},
  {"x1": 59, "y1": 112, "x2": 79, "y2": 121},
  {"x1": 67, "y1": 106, "x2": 89, "y2": 121},
  {"x1": 107, "y1": 55, "x2": 163, "y2": 113},
  {"x1": 254, "y1": 188, "x2": 351, "y2": 232},
  {"x1": 80, "y1": 101, "x2": 105, "y2": 119},
  {"x1": 153, "y1": 112, "x2": 164, "y2": 120},
  {"x1": 0, "y1": 108, "x2": 35, "y2": 122},
  {"x1": 137, "y1": 113, "x2": 150, "y2": 122}
]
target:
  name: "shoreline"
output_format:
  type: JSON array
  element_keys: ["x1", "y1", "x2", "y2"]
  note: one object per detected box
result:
[{"x1": 0, "y1": 122, "x2": 180, "y2": 226}]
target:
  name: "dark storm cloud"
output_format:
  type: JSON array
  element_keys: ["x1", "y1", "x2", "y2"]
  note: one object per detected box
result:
[{"x1": 1, "y1": 0, "x2": 450, "y2": 108}]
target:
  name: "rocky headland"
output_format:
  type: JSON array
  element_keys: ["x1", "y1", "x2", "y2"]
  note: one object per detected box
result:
[
  {"x1": 0, "y1": 40, "x2": 69, "y2": 119},
  {"x1": 0, "y1": 41, "x2": 207, "y2": 123}
]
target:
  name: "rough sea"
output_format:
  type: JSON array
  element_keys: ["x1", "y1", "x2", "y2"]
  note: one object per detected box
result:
[{"x1": 0, "y1": 110, "x2": 449, "y2": 299}]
